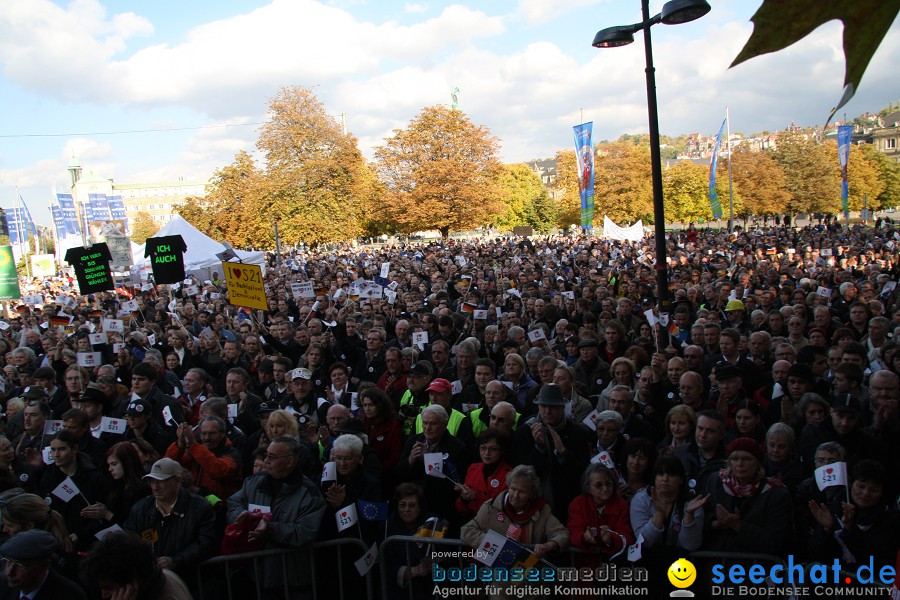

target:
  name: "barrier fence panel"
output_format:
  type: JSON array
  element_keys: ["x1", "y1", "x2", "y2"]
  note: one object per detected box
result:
[{"x1": 196, "y1": 538, "x2": 374, "y2": 600}]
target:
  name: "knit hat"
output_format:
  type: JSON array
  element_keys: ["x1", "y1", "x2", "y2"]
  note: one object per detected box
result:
[{"x1": 726, "y1": 437, "x2": 763, "y2": 463}]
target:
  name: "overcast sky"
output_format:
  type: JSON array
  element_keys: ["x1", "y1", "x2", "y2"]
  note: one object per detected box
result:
[{"x1": 1, "y1": 0, "x2": 898, "y2": 224}]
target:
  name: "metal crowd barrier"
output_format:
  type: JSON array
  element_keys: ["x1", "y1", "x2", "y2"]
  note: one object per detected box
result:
[{"x1": 195, "y1": 538, "x2": 374, "y2": 600}]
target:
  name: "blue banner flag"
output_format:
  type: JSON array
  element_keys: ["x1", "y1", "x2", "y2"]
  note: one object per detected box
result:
[
  {"x1": 108, "y1": 195, "x2": 129, "y2": 232},
  {"x1": 573, "y1": 122, "x2": 595, "y2": 230},
  {"x1": 88, "y1": 193, "x2": 110, "y2": 222},
  {"x1": 708, "y1": 118, "x2": 726, "y2": 219},
  {"x1": 19, "y1": 196, "x2": 38, "y2": 237},
  {"x1": 838, "y1": 125, "x2": 852, "y2": 218},
  {"x1": 356, "y1": 499, "x2": 389, "y2": 521},
  {"x1": 5, "y1": 208, "x2": 29, "y2": 246},
  {"x1": 57, "y1": 193, "x2": 81, "y2": 237},
  {"x1": 51, "y1": 205, "x2": 66, "y2": 241}
]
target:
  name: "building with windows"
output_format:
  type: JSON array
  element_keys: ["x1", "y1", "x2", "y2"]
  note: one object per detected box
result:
[
  {"x1": 871, "y1": 111, "x2": 900, "y2": 163},
  {"x1": 68, "y1": 157, "x2": 209, "y2": 227}
]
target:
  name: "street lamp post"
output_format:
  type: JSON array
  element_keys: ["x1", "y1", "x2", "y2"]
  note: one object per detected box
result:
[{"x1": 593, "y1": 0, "x2": 710, "y2": 319}]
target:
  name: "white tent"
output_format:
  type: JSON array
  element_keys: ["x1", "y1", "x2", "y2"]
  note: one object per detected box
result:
[{"x1": 133, "y1": 216, "x2": 266, "y2": 274}]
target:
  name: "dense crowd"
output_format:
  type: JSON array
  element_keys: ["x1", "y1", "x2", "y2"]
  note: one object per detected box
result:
[{"x1": 0, "y1": 218, "x2": 899, "y2": 599}]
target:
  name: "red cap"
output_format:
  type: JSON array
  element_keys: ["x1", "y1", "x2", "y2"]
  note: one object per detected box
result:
[{"x1": 426, "y1": 378, "x2": 453, "y2": 393}]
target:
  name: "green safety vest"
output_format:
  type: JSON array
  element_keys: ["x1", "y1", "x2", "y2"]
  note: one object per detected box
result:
[{"x1": 415, "y1": 406, "x2": 466, "y2": 436}]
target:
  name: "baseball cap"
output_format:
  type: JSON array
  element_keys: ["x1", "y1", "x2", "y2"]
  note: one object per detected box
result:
[
  {"x1": 409, "y1": 361, "x2": 433, "y2": 376},
  {"x1": 143, "y1": 458, "x2": 182, "y2": 481},
  {"x1": 290, "y1": 368, "x2": 312, "y2": 381},
  {"x1": 426, "y1": 378, "x2": 452, "y2": 393},
  {"x1": 125, "y1": 399, "x2": 153, "y2": 416}
]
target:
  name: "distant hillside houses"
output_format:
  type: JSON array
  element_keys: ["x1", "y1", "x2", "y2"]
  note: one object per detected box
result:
[{"x1": 526, "y1": 110, "x2": 900, "y2": 188}]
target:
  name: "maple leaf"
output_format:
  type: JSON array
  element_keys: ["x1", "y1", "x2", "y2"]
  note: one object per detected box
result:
[{"x1": 731, "y1": 0, "x2": 900, "y2": 124}]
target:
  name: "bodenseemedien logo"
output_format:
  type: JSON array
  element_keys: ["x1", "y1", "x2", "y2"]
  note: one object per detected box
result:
[{"x1": 668, "y1": 558, "x2": 696, "y2": 597}]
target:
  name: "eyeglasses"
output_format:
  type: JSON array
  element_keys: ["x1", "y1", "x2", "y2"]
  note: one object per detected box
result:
[
  {"x1": 264, "y1": 453, "x2": 290, "y2": 462},
  {"x1": 0, "y1": 558, "x2": 25, "y2": 571}
]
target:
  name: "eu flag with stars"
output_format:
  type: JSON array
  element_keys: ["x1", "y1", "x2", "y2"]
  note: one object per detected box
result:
[{"x1": 357, "y1": 499, "x2": 389, "y2": 521}]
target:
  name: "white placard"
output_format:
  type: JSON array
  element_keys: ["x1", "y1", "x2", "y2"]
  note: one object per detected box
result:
[
  {"x1": 354, "y1": 542, "x2": 379, "y2": 576},
  {"x1": 77, "y1": 352, "x2": 102, "y2": 367},
  {"x1": 321, "y1": 462, "x2": 337, "y2": 482},
  {"x1": 412, "y1": 331, "x2": 428, "y2": 350},
  {"x1": 88, "y1": 332, "x2": 108, "y2": 345},
  {"x1": 424, "y1": 452, "x2": 445, "y2": 478},
  {"x1": 44, "y1": 420, "x2": 64, "y2": 435},
  {"x1": 336, "y1": 504, "x2": 359, "y2": 532},
  {"x1": 473, "y1": 309, "x2": 488, "y2": 320},
  {"x1": 380, "y1": 262, "x2": 390, "y2": 278},
  {"x1": 51, "y1": 476, "x2": 81, "y2": 503},
  {"x1": 102, "y1": 318, "x2": 124, "y2": 332},
  {"x1": 121, "y1": 300, "x2": 139, "y2": 312},
  {"x1": 100, "y1": 416, "x2": 126, "y2": 435},
  {"x1": 95, "y1": 523, "x2": 125, "y2": 541},
  {"x1": 527, "y1": 328, "x2": 546, "y2": 343}
]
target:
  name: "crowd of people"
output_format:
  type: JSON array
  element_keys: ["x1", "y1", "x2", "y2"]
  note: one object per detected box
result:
[{"x1": 0, "y1": 218, "x2": 898, "y2": 599}]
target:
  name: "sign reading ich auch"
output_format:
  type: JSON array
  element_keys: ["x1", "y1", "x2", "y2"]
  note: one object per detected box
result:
[{"x1": 222, "y1": 261, "x2": 267, "y2": 310}]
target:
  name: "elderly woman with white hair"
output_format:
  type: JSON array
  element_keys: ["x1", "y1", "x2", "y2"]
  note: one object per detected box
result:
[{"x1": 461, "y1": 464, "x2": 568, "y2": 559}]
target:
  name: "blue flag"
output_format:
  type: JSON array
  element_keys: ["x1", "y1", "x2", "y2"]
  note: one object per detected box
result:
[
  {"x1": 708, "y1": 118, "x2": 726, "y2": 219},
  {"x1": 356, "y1": 499, "x2": 389, "y2": 521}
]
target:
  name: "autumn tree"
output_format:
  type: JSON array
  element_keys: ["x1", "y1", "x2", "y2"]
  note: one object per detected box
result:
[
  {"x1": 129, "y1": 211, "x2": 160, "y2": 245},
  {"x1": 837, "y1": 142, "x2": 885, "y2": 211},
  {"x1": 773, "y1": 130, "x2": 839, "y2": 215},
  {"x1": 662, "y1": 161, "x2": 712, "y2": 224},
  {"x1": 374, "y1": 106, "x2": 503, "y2": 238},
  {"x1": 178, "y1": 151, "x2": 263, "y2": 246},
  {"x1": 552, "y1": 149, "x2": 581, "y2": 228},
  {"x1": 860, "y1": 143, "x2": 900, "y2": 209},
  {"x1": 258, "y1": 86, "x2": 373, "y2": 244},
  {"x1": 179, "y1": 87, "x2": 376, "y2": 246},
  {"x1": 495, "y1": 164, "x2": 556, "y2": 233},
  {"x1": 594, "y1": 141, "x2": 653, "y2": 224},
  {"x1": 727, "y1": 146, "x2": 790, "y2": 217}
]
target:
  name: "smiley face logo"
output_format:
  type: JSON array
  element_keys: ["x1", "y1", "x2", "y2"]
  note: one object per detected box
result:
[{"x1": 668, "y1": 558, "x2": 696, "y2": 588}]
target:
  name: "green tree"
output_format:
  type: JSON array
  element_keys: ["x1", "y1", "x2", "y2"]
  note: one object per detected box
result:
[
  {"x1": 728, "y1": 146, "x2": 789, "y2": 217},
  {"x1": 595, "y1": 141, "x2": 653, "y2": 224},
  {"x1": 495, "y1": 164, "x2": 556, "y2": 233},
  {"x1": 130, "y1": 211, "x2": 160, "y2": 245},
  {"x1": 857, "y1": 144, "x2": 897, "y2": 209},
  {"x1": 374, "y1": 106, "x2": 503, "y2": 238},
  {"x1": 552, "y1": 149, "x2": 581, "y2": 228},
  {"x1": 773, "y1": 130, "x2": 839, "y2": 215},
  {"x1": 663, "y1": 161, "x2": 712, "y2": 224}
]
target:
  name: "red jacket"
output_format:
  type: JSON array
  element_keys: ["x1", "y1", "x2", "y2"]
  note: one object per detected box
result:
[
  {"x1": 364, "y1": 417, "x2": 404, "y2": 473},
  {"x1": 567, "y1": 493, "x2": 634, "y2": 563},
  {"x1": 455, "y1": 461, "x2": 512, "y2": 519},
  {"x1": 165, "y1": 438, "x2": 242, "y2": 499}
]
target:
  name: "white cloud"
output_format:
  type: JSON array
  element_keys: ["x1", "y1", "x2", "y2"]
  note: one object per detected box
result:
[
  {"x1": 516, "y1": 0, "x2": 606, "y2": 26},
  {"x1": 404, "y1": 3, "x2": 428, "y2": 13}
]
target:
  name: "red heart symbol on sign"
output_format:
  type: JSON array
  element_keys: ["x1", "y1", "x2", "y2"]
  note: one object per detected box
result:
[
  {"x1": 427, "y1": 465, "x2": 433, "y2": 470},
  {"x1": 825, "y1": 468, "x2": 833, "y2": 474},
  {"x1": 341, "y1": 511, "x2": 347, "y2": 517},
  {"x1": 232, "y1": 267, "x2": 242, "y2": 279},
  {"x1": 483, "y1": 543, "x2": 491, "y2": 549}
]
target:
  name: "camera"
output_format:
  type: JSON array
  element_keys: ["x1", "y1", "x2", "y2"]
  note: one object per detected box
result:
[
  {"x1": 297, "y1": 414, "x2": 309, "y2": 426},
  {"x1": 399, "y1": 404, "x2": 421, "y2": 419}
]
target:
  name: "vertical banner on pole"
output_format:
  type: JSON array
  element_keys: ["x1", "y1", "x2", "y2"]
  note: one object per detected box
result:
[
  {"x1": 573, "y1": 122, "x2": 595, "y2": 231},
  {"x1": 837, "y1": 125, "x2": 852, "y2": 220},
  {"x1": 708, "y1": 118, "x2": 726, "y2": 220},
  {"x1": 0, "y1": 246, "x2": 22, "y2": 300}
]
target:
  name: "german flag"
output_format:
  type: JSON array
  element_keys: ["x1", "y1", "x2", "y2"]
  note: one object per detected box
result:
[
  {"x1": 89, "y1": 310, "x2": 103, "y2": 318},
  {"x1": 15, "y1": 305, "x2": 29, "y2": 314},
  {"x1": 413, "y1": 517, "x2": 448, "y2": 539},
  {"x1": 461, "y1": 302, "x2": 477, "y2": 314},
  {"x1": 315, "y1": 286, "x2": 329, "y2": 297},
  {"x1": 50, "y1": 315, "x2": 72, "y2": 327}
]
